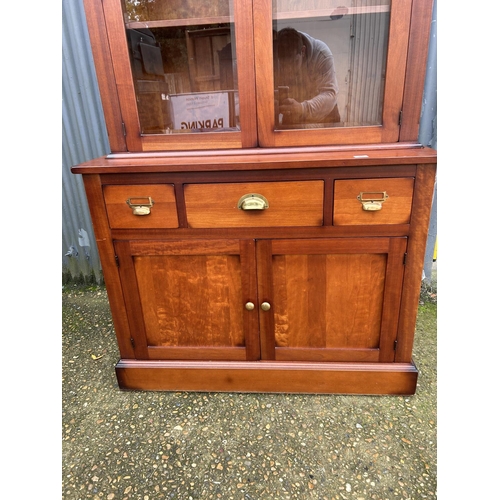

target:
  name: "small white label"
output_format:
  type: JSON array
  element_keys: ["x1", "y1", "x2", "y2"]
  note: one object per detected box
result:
[
  {"x1": 170, "y1": 92, "x2": 230, "y2": 130},
  {"x1": 353, "y1": 155, "x2": 369, "y2": 158}
]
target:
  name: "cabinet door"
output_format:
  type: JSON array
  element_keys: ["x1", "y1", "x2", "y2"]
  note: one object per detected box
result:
[
  {"x1": 94, "y1": 0, "x2": 257, "y2": 151},
  {"x1": 256, "y1": 238, "x2": 407, "y2": 362},
  {"x1": 253, "y1": 0, "x2": 417, "y2": 147},
  {"x1": 114, "y1": 239, "x2": 260, "y2": 361}
]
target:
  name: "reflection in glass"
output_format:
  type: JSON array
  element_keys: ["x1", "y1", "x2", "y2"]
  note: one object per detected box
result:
[
  {"x1": 122, "y1": 0, "x2": 238, "y2": 135},
  {"x1": 273, "y1": 0, "x2": 391, "y2": 130}
]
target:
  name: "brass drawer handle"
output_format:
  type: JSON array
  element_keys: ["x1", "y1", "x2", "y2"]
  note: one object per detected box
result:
[
  {"x1": 126, "y1": 197, "x2": 155, "y2": 216},
  {"x1": 237, "y1": 193, "x2": 269, "y2": 211},
  {"x1": 357, "y1": 191, "x2": 388, "y2": 211}
]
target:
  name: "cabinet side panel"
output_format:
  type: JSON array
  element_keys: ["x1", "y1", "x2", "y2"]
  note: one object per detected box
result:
[
  {"x1": 82, "y1": 175, "x2": 134, "y2": 358},
  {"x1": 396, "y1": 163, "x2": 436, "y2": 361}
]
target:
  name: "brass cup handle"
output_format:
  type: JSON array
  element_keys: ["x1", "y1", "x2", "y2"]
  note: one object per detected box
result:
[
  {"x1": 126, "y1": 197, "x2": 155, "y2": 216},
  {"x1": 238, "y1": 193, "x2": 269, "y2": 211},
  {"x1": 357, "y1": 191, "x2": 388, "y2": 211}
]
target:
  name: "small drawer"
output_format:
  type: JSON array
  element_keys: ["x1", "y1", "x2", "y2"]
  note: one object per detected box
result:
[
  {"x1": 103, "y1": 184, "x2": 178, "y2": 229},
  {"x1": 184, "y1": 181, "x2": 324, "y2": 228},
  {"x1": 333, "y1": 178, "x2": 414, "y2": 225}
]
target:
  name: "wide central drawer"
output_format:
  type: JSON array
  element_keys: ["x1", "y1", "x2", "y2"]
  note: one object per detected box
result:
[{"x1": 184, "y1": 181, "x2": 324, "y2": 228}]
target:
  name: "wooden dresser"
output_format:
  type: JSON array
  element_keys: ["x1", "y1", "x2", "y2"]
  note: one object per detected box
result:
[{"x1": 72, "y1": 0, "x2": 436, "y2": 394}]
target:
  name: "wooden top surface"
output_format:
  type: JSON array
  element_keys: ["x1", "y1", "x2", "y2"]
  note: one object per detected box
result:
[{"x1": 71, "y1": 144, "x2": 437, "y2": 174}]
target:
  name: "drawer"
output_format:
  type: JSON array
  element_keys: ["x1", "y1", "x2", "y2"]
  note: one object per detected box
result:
[
  {"x1": 184, "y1": 181, "x2": 324, "y2": 228},
  {"x1": 103, "y1": 184, "x2": 178, "y2": 229},
  {"x1": 333, "y1": 178, "x2": 414, "y2": 225}
]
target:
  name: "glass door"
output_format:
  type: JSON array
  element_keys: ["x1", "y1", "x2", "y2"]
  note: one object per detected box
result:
[
  {"x1": 102, "y1": 0, "x2": 258, "y2": 151},
  {"x1": 254, "y1": 0, "x2": 413, "y2": 147}
]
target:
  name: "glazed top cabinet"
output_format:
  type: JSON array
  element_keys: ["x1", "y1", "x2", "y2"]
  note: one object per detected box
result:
[{"x1": 83, "y1": 0, "x2": 434, "y2": 152}]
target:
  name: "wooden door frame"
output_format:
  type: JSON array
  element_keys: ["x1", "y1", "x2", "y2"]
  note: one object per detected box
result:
[
  {"x1": 113, "y1": 238, "x2": 261, "y2": 361},
  {"x1": 256, "y1": 237, "x2": 407, "y2": 362}
]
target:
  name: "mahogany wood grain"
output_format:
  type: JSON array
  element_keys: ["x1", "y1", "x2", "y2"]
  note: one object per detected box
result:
[
  {"x1": 71, "y1": 147, "x2": 434, "y2": 175},
  {"x1": 378, "y1": 0, "x2": 412, "y2": 143},
  {"x1": 101, "y1": 0, "x2": 143, "y2": 151},
  {"x1": 399, "y1": 0, "x2": 435, "y2": 142},
  {"x1": 76, "y1": 151, "x2": 436, "y2": 394},
  {"x1": 232, "y1": 0, "x2": 258, "y2": 148},
  {"x1": 113, "y1": 240, "x2": 150, "y2": 359},
  {"x1": 395, "y1": 163, "x2": 437, "y2": 362},
  {"x1": 258, "y1": 238, "x2": 406, "y2": 363},
  {"x1": 239, "y1": 239, "x2": 261, "y2": 361},
  {"x1": 333, "y1": 177, "x2": 414, "y2": 225},
  {"x1": 256, "y1": 239, "x2": 275, "y2": 360},
  {"x1": 110, "y1": 225, "x2": 411, "y2": 241},
  {"x1": 77, "y1": 0, "x2": 435, "y2": 394},
  {"x1": 323, "y1": 177, "x2": 334, "y2": 226},
  {"x1": 81, "y1": 0, "x2": 126, "y2": 152},
  {"x1": 103, "y1": 184, "x2": 178, "y2": 228},
  {"x1": 147, "y1": 347, "x2": 247, "y2": 361},
  {"x1": 115, "y1": 360, "x2": 419, "y2": 395},
  {"x1": 137, "y1": 254, "x2": 245, "y2": 348},
  {"x1": 141, "y1": 132, "x2": 243, "y2": 152},
  {"x1": 115, "y1": 239, "x2": 261, "y2": 361},
  {"x1": 378, "y1": 237, "x2": 407, "y2": 362},
  {"x1": 98, "y1": 164, "x2": 418, "y2": 185},
  {"x1": 271, "y1": 252, "x2": 385, "y2": 353},
  {"x1": 274, "y1": 348, "x2": 379, "y2": 363},
  {"x1": 81, "y1": 175, "x2": 134, "y2": 358},
  {"x1": 184, "y1": 181, "x2": 324, "y2": 228}
]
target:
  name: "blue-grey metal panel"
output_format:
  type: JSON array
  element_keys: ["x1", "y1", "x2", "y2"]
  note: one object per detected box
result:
[
  {"x1": 62, "y1": 0, "x2": 110, "y2": 283},
  {"x1": 419, "y1": 0, "x2": 437, "y2": 283}
]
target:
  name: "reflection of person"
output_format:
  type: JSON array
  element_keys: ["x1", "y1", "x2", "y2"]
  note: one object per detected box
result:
[{"x1": 276, "y1": 27, "x2": 340, "y2": 125}]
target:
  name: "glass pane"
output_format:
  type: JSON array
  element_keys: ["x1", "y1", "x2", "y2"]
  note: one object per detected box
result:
[
  {"x1": 273, "y1": 0, "x2": 390, "y2": 130},
  {"x1": 122, "y1": 0, "x2": 239, "y2": 135}
]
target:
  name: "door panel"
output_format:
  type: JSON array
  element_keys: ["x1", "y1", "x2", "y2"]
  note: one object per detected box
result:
[
  {"x1": 114, "y1": 236, "x2": 406, "y2": 364},
  {"x1": 114, "y1": 239, "x2": 260, "y2": 360},
  {"x1": 257, "y1": 238, "x2": 407, "y2": 362}
]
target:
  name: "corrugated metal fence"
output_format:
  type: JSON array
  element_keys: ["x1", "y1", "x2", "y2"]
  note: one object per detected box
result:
[
  {"x1": 62, "y1": 0, "x2": 437, "y2": 284},
  {"x1": 62, "y1": 0, "x2": 110, "y2": 283}
]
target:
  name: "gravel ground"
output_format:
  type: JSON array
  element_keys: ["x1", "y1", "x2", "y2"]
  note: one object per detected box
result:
[{"x1": 62, "y1": 271, "x2": 437, "y2": 500}]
